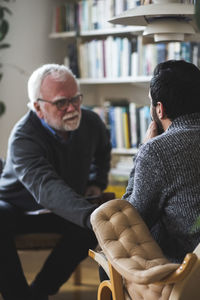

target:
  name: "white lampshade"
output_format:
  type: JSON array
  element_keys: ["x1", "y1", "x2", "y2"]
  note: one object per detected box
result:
[
  {"x1": 154, "y1": 0, "x2": 180, "y2": 3},
  {"x1": 109, "y1": 2, "x2": 198, "y2": 42},
  {"x1": 143, "y1": 19, "x2": 195, "y2": 42}
]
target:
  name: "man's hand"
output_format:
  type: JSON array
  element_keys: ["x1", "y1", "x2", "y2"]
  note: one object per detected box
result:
[
  {"x1": 85, "y1": 186, "x2": 115, "y2": 206},
  {"x1": 85, "y1": 185, "x2": 102, "y2": 197},
  {"x1": 143, "y1": 121, "x2": 158, "y2": 143}
]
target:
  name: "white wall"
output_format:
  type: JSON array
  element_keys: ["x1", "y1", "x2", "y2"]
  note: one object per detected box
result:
[{"x1": 0, "y1": 0, "x2": 64, "y2": 157}]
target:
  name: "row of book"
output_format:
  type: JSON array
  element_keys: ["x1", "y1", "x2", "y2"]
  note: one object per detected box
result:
[
  {"x1": 142, "y1": 41, "x2": 200, "y2": 76},
  {"x1": 78, "y1": 0, "x2": 196, "y2": 31},
  {"x1": 52, "y1": 0, "x2": 141, "y2": 33},
  {"x1": 90, "y1": 101, "x2": 151, "y2": 149},
  {"x1": 52, "y1": 0, "x2": 196, "y2": 33},
  {"x1": 78, "y1": 0, "x2": 142, "y2": 31},
  {"x1": 78, "y1": 37, "x2": 137, "y2": 78},
  {"x1": 52, "y1": 3, "x2": 78, "y2": 33},
  {"x1": 77, "y1": 36, "x2": 200, "y2": 78}
]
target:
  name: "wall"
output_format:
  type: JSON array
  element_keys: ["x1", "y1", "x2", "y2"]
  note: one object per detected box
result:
[{"x1": 0, "y1": 0, "x2": 64, "y2": 157}]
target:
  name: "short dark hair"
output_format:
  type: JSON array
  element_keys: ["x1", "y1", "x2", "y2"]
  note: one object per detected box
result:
[{"x1": 150, "y1": 60, "x2": 200, "y2": 120}]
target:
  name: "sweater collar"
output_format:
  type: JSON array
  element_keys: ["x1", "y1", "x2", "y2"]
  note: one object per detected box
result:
[
  {"x1": 168, "y1": 113, "x2": 200, "y2": 131},
  {"x1": 33, "y1": 112, "x2": 73, "y2": 143},
  {"x1": 40, "y1": 118, "x2": 57, "y2": 136}
]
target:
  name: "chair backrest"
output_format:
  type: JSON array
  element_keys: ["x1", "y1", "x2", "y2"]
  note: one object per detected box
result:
[{"x1": 90, "y1": 199, "x2": 200, "y2": 300}]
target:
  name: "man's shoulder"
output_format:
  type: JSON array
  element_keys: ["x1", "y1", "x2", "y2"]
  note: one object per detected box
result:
[
  {"x1": 81, "y1": 107, "x2": 104, "y2": 125},
  {"x1": 81, "y1": 106, "x2": 100, "y2": 117},
  {"x1": 139, "y1": 132, "x2": 169, "y2": 156},
  {"x1": 10, "y1": 111, "x2": 42, "y2": 141},
  {"x1": 138, "y1": 126, "x2": 185, "y2": 162}
]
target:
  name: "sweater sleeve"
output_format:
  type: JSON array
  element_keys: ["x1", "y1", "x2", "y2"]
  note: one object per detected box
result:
[
  {"x1": 123, "y1": 142, "x2": 166, "y2": 229},
  {"x1": 10, "y1": 133, "x2": 98, "y2": 229}
]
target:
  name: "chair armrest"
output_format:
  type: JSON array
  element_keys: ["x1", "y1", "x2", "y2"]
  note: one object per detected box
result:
[
  {"x1": 157, "y1": 253, "x2": 197, "y2": 284},
  {"x1": 89, "y1": 249, "x2": 126, "y2": 300},
  {"x1": 89, "y1": 249, "x2": 110, "y2": 278}
]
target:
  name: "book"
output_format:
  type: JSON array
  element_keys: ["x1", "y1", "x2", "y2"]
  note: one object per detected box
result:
[
  {"x1": 129, "y1": 102, "x2": 138, "y2": 147},
  {"x1": 121, "y1": 37, "x2": 129, "y2": 77},
  {"x1": 131, "y1": 37, "x2": 139, "y2": 77},
  {"x1": 105, "y1": 36, "x2": 114, "y2": 78},
  {"x1": 157, "y1": 43, "x2": 167, "y2": 64},
  {"x1": 115, "y1": 106, "x2": 124, "y2": 149},
  {"x1": 139, "y1": 106, "x2": 151, "y2": 144},
  {"x1": 91, "y1": 0, "x2": 98, "y2": 30},
  {"x1": 122, "y1": 107, "x2": 131, "y2": 149},
  {"x1": 108, "y1": 106, "x2": 117, "y2": 148},
  {"x1": 181, "y1": 42, "x2": 191, "y2": 62}
]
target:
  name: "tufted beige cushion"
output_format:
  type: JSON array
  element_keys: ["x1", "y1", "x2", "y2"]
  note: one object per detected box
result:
[{"x1": 91, "y1": 199, "x2": 179, "y2": 300}]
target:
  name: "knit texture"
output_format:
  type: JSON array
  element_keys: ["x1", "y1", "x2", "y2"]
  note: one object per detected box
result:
[{"x1": 123, "y1": 113, "x2": 200, "y2": 262}]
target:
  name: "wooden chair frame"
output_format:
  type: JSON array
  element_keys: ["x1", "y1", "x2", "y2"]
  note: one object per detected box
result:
[
  {"x1": 89, "y1": 249, "x2": 199, "y2": 300},
  {"x1": 89, "y1": 249, "x2": 124, "y2": 300}
]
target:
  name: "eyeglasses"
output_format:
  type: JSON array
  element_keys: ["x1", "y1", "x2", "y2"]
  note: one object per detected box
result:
[{"x1": 37, "y1": 94, "x2": 83, "y2": 111}]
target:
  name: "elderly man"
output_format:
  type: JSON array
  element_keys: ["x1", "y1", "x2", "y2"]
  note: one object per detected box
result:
[
  {"x1": 0, "y1": 64, "x2": 111, "y2": 300},
  {"x1": 123, "y1": 60, "x2": 200, "y2": 263}
]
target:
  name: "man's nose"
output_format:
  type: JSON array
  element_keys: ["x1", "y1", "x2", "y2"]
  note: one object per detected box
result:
[{"x1": 66, "y1": 103, "x2": 75, "y2": 112}]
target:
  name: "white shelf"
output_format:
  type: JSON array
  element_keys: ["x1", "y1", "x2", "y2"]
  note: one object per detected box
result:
[
  {"x1": 49, "y1": 31, "x2": 76, "y2": 39},
  {"x1": 49, "y1": 26, "x2": 145, "y2": 39},
  {"x1": 78, "y1": 76, "x2": 151, "y2": 85},
  {"x1": 80, "y1": 26, "x2": 145, "y2": 37},
  {"x1": 112, "y1": 148, "x2": 138, "y2": 155}
]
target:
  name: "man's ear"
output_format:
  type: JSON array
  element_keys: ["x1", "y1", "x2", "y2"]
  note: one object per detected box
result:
[
  {"x1": 34, "y1": 102, "x2": 43, "y2": 119},
  {"x1": 156, "y1": 102, "x2": 165, "y2": 119}
]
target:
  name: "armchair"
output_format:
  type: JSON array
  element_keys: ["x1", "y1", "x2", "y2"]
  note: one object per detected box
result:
[{"x1": 89, "y1": 199, "x2": 200, "y2": 300}]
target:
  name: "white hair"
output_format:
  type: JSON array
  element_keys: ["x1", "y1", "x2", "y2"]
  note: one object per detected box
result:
[{"x1": 27, "y1": 64, "x2": 79, "y2": 111}]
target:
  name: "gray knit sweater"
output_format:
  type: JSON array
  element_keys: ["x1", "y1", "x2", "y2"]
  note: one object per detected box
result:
[{"x1": 123, "y1": 113, "x2": 200, "y2": 262}]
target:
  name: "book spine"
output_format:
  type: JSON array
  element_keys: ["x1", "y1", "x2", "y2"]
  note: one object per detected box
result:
[
  {"x1": 129, "y1": 102, "x2": 138, "y2": 148},
  {"x1": 108, "y1": 106, "x2": 117, "y2": 148},
  {"x1": 115, "y1": 107, "x2": 124, "y2": 149},
  {"x1": 122, "y1": 107, "x2": 131, "y2": 149}
]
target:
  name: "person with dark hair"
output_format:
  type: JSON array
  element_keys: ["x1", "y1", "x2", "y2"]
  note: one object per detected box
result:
[
  {"x1": 0, "y1": 64, "x2": 111, "y2": 300},
  {"x1": 123, "y1": 60, "x2": 200, "y2": 263}
]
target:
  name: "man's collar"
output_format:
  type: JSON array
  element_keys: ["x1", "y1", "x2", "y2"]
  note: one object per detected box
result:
[
  {"x1": 39, "y1": 116, "x2": 72, "y2": 143},
  {"x1": 40, "y1": 118, "x2": 57, "y2": 136}
]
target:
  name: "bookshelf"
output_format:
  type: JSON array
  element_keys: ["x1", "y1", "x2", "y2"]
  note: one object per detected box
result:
[
  {"x1": 49, "y1": 26, "x2": 145, "y2": 39},
  {"x1": 112, "y1": 148, "x2": 138, "y2": 155},
  {"x1": 78, "y1": 76, "x2": 151, "y2": 85},
  {"x1": 49, "y1": 0, "x2": 153, "y2": 148},
  {"x1": 49, "y1": 0, "x2": 199, "y2": 196},
  {"x1": 49, "y1": 0, "x2": 200, "y2": 147},
  {"x1": 49, "y1": 31, "x2": 76, "y2": 38}
]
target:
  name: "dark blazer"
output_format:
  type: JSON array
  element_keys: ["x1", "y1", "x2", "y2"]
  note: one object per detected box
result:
[{"x1": 0, "y1": 108, "x2": 111, "y2": 228}]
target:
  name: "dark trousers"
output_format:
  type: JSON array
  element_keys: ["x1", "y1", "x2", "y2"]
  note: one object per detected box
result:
[{"x1": 0, "y1": 201, "x2": 97, "y2": 300}]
